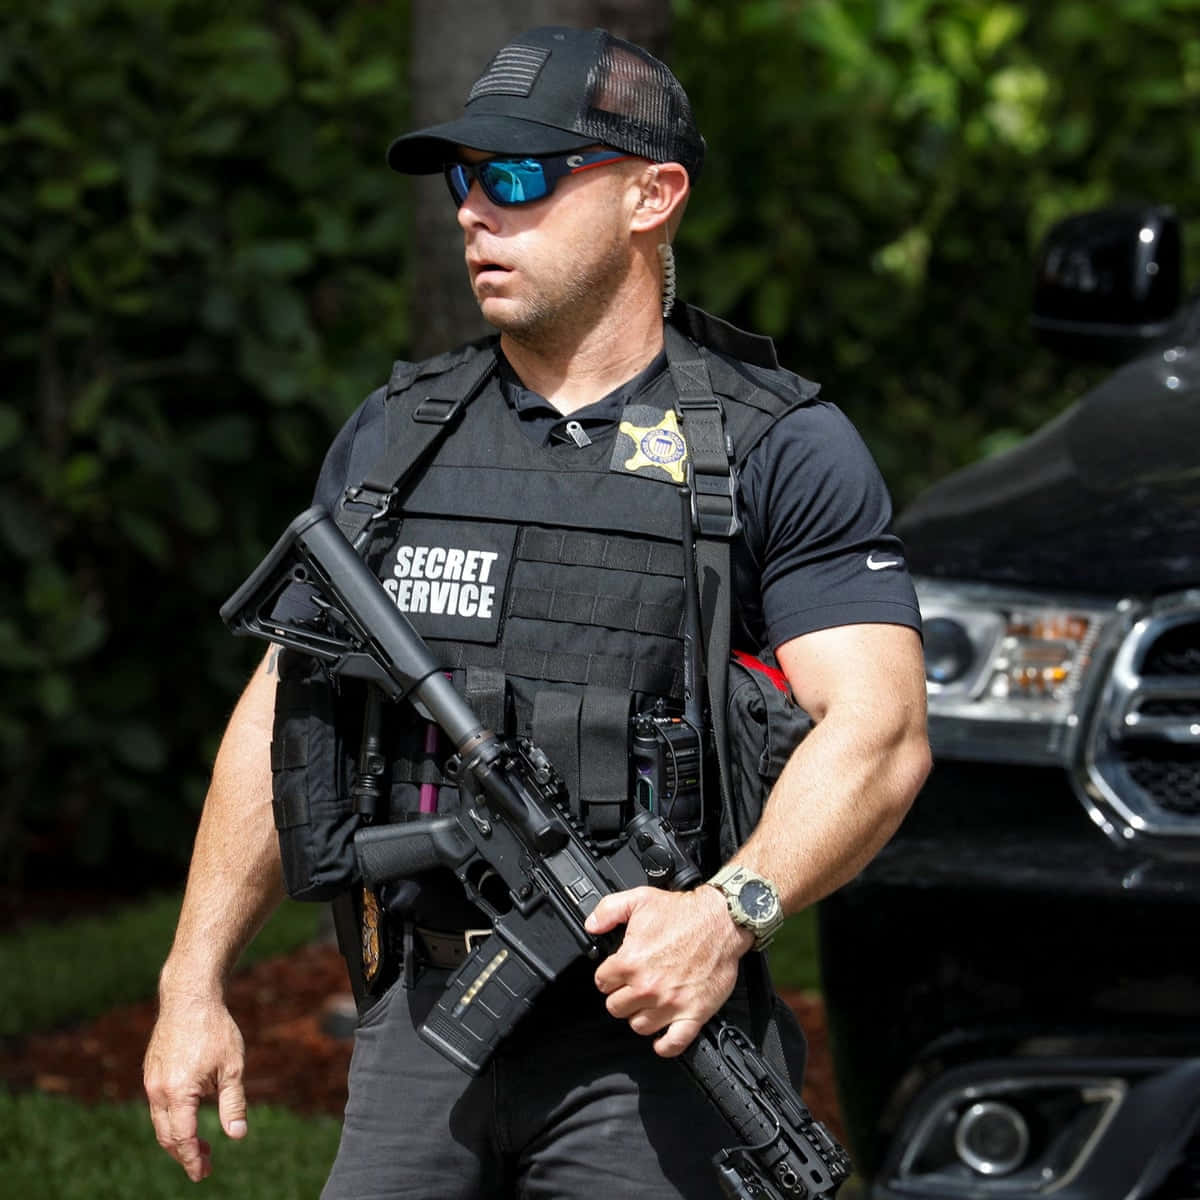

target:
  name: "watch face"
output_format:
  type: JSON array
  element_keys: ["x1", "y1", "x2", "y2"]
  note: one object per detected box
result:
[{"x1": 737, "y1": 879, "x2": 780, "y2": 921}]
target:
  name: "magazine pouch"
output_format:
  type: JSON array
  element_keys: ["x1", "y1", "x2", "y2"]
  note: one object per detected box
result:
[{"x1": 270, "y1": 648, "x2": 361, "y2": 901}]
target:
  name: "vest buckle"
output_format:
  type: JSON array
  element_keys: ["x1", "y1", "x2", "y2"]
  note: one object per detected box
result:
[
  {"x1": 690, "y1": 466, "x2": 743, "y2": 539},
  {"x1": 413, "y1": 395, "x2": 465, "y2": 425},
  {"x1": 343, "y1": 484, "x2": 396, "y2": 521}
]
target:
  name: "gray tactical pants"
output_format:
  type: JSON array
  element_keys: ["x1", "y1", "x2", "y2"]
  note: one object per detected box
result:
[{"x1": 320, "y1": 958, "x2": 807, "y2": 1199}]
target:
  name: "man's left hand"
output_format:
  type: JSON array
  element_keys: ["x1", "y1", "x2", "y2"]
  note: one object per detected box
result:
[{"x1": 584, "y1": 885, "x2": 753, "y2": 1056}]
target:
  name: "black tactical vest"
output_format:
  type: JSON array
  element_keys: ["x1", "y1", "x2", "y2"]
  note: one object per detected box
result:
[{"x1": 270, "y1": 309, "x2": 817, "y2": 906}]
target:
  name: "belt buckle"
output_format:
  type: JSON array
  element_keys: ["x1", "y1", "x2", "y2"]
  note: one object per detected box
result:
[{"x1": 463, "y1": 928, "x2": 491, "y2": 954}]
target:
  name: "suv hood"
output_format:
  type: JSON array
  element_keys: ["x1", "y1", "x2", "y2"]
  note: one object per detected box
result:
[{"x1": 897, "y1": 331, "x2": 1200, "y2": 593}]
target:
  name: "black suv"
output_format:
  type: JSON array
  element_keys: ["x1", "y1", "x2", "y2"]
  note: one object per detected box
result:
[{"x1": 818, "y1": 207, "x2": 1200, "y2": 1199}]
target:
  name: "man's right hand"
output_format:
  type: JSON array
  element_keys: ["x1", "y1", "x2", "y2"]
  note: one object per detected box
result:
[
  {"x1": 144, "y1": 995, "x2": 249, "y2": 1182},
  {"x1": 142, "y1": 648, "x2": 285, "y2": 1180}
]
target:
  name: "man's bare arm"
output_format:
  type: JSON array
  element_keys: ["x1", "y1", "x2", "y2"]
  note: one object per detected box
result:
[
  {"x1": 735, "y1": 622, "x2": 930, "y2": 910},
  {"x1": 144, "y1": 647, "x2": 286, "y2": 1182},
  {"x1": 588, "y1": 622, "x2": 931, "y2": 1055}
]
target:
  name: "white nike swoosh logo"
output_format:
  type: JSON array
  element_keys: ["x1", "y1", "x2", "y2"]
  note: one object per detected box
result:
[{"x1": 866, "y1": 553, "x2": 903, "y2": 571}]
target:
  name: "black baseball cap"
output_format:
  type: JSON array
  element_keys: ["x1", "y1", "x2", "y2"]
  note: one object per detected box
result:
[{"x1": 386, "y1": 26, "x2": 705, "y2": 181}]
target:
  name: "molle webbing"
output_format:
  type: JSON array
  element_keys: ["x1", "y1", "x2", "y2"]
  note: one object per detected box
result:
[
  {"x1": 508, "y1": 585, "x2": 680, "y2": 639},
  {"x1": 270, "y1": 729, "x2": 307, "y2": 772},
  {"x1": 519, "y1": 529, "x2": 684, "y2": 576},
  {"x1": 423, "y1": 637, "x2": 684, "y2": 700},
  {"x1": 387, "y1": 666, "x2": 507, "y2": 791},
  {"x1": 416, "y1": 523, "x2": 688, "y2": 700},
  {"x1": 511, "y1": 529, "x2": 685, "y2": 639}
]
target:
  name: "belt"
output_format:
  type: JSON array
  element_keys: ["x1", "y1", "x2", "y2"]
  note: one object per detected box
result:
[{"x1": 412, "y1": 925, "x2": 492, "y2": 970}]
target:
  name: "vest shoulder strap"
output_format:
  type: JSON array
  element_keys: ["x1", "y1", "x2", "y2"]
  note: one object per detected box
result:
[
  {"x1": 671, "y1": 302, "x2": 780, "y2": 369},
  {"x1": 335, "y1": 341, "x2": 498, "y2": 545},
  {"x1": 662, "y1": 324, "x2": 741, "y2": 856},
  {"x1": 670, "y1": 304, "x2": 820, "y2": 468},
  {"x1": 383, "y1": 336, "x2": 498, "y2": 397},
  {"x1": 706, "y1": 352, "x2": 820, "y2": 424},
  {"x1": 664, "y1": 315, "x2": 820, "y2": 873}
]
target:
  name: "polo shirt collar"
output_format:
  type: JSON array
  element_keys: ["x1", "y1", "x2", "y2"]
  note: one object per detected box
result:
[{"x1": 497, "y1": 348, "x2": 669, "y2": 443}]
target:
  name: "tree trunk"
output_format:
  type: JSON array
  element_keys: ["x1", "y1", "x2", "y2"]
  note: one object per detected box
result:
[{"x1": 408, "y1": 0, "x2": 672, "y2": 359}]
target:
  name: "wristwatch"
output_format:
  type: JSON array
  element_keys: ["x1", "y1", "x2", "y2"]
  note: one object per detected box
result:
[{"x1": 707, "y1": 864, "x2": 785, "y2": 951}]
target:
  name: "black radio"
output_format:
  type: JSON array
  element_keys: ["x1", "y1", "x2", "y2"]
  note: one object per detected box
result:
[{"x1": 630, "y1": 702, "x2": 703, "y2": 833}]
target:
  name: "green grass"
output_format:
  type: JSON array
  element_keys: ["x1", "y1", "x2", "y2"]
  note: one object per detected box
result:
[
  {"x1": 0, "y1": 894, "x2": 324, "y2": 1036},
  {"x1": 768, "y1": 906, "x2": 822, "y2": 992},
  {"x1": 0, "y1": 1092, "x2": 340, "y2": 1199},
  {"x1": 1, "y1": 898, "x2": 335, "y2": 1195},
  {"x1": 0, "y1": 888, "x2": 820, "y2": 1039},
  {"x1": 0, "y1": 892, "x2": 822, "y2": 1199}
]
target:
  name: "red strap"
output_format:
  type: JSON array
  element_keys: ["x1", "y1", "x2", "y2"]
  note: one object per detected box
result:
[{"x1": 731, "y1": 649, "x2": 790, "y2": 695}]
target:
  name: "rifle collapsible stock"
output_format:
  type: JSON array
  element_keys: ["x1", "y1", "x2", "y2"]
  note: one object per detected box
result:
[{"x1": 221, "y1": 504, "x2": 851, "y2": 1199}]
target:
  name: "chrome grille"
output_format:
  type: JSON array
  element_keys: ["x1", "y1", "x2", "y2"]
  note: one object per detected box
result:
[
  {"x1": 1078, "y1": 594, "x2": 1200, "y2": 848},
  {"x1": 1123, "y1": 745, "x2": 1200, "y2": 816},
  {"x1": 1142, "y1": 620, "x2": 1200, "y2": 676}
]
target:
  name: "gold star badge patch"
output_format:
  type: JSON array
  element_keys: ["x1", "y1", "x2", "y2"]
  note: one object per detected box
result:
[{"x1": 614, "y1": 407, "x2": 688, "y2": 484}]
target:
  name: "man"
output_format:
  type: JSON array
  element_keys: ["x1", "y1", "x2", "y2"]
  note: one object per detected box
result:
[{"x1": 144, "y1": 25, "x2": 930, "y2": 1198}]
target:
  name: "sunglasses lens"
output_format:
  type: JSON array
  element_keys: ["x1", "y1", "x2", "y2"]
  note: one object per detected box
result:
[
  {"x1": 447, "y1": 153, "x2": 605, "y2": 208},
  {"x1": 479, "y1": 159, "x2": 548, "y2": 205},
  {"x1": 446, "y1": 164, "x2": 471, "y2": 205}
]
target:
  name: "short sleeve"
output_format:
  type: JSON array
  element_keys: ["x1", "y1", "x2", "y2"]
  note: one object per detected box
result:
[{"x1": 737, "y1": 400, "x2": 922, "y2": 650}]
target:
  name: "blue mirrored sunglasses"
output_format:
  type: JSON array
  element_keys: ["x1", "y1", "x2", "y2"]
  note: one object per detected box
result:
[{"x1": 444, "y1": 149, "x2": 638, "y2": 208}]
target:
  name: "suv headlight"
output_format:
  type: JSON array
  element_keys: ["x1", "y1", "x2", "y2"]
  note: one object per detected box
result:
[{"x1": 916, "y1": 579, "x2": 1127, "y2": 766}]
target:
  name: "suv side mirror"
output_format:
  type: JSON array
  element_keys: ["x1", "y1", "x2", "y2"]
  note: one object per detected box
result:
[{"x1": 1031, "y1": 205, "x2": 1182, "y2": 362}]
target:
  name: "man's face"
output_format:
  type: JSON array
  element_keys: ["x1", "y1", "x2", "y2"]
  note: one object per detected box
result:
[{"x1": 453, "y1": 148, "x2": 643, "y2": 345}]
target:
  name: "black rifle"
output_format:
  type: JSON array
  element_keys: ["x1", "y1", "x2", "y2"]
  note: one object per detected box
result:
[{"x1": 221, "y1": 505, "x2": 852, "y2": 1200}]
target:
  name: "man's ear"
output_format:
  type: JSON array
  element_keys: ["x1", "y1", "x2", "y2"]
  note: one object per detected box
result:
[{"x1": 629, "y1": 162, "x2": 690, "y2": 235}]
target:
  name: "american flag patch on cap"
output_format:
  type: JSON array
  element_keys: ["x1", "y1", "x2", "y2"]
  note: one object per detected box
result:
[{"x1": 468, "y1": 45, "x2": 551, "y2": 101}]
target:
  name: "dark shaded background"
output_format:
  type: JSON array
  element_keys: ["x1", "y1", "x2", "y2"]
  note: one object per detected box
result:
[{"x1": 2, "y1": 0, "x2": 1197, "y2": 895}]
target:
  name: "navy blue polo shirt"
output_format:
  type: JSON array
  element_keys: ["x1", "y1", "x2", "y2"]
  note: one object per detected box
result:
[{"x1": 312, "y1": 347, "x2": 921, "y2": 652}]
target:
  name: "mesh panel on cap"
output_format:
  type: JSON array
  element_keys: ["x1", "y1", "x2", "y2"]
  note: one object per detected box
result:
[{"x1": 579, "y1": 40, "x2": 704, "y2": 177}]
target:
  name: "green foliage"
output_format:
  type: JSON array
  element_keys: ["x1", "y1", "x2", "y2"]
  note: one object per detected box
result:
[
  {"x1": 0, "y1": 0, "x2": 410, "y2": 882},
  {"x1": 0, "y1": 894, "x2": 322, "y2": 1036},
  {"x1": 0, "y1": 1093, "x2": 339, "y2": 1199},
  {"x1": 673, "y1": 0, "x2": 1200, "y2": 503}
]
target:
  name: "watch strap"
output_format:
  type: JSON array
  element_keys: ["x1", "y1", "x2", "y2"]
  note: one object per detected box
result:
[{"x1": 707, "y1": 864, "x2": 784, "y2": 952}]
